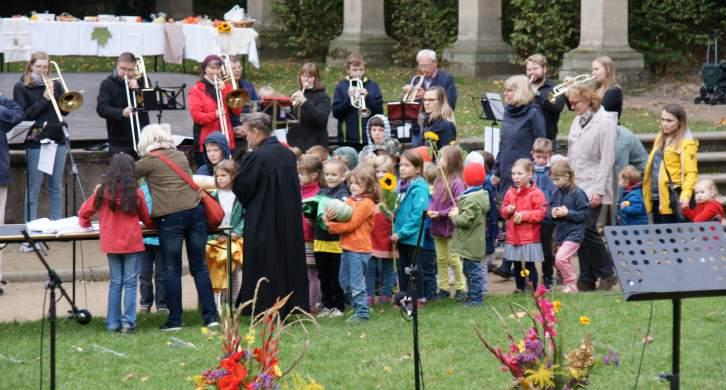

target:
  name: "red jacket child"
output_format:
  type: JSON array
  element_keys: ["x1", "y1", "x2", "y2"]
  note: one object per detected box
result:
[
  {"x1": 683, "y1": 199, "x2": 724, "y2": 222},
  {"x1": 500, "y1": 182, "x2": 547, "y2": 245},
  {"x1": 371, "y1": 204, "x2": 396, "y2": 259},
  {"x1": 78, "y1": 188, "x2": 154, "y2": 254},
  {"x1": 188, "y1": 80, "x2": 241, "y2": 152},
  {"x1": 301, "y1": 182, "x2": 320, "y2": 241}
]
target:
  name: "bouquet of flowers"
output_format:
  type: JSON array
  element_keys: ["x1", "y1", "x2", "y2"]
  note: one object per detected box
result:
[
  {"x1": 378, "y1": 172, "x2": 399, "y2": 219},
  {"x1": 473, "y1": 286, "x2": 617, "y2": 389},
  {"x1": 193, "y1": 279, "x2": 317, "y2": 390}
]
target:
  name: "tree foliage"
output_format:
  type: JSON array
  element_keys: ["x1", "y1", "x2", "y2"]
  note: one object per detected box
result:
[{"x1": 271, "y1": 0, "x2": 343, "y2": 60}]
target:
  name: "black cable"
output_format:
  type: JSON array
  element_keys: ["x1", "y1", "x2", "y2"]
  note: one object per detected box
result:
[
  {"x1": 633, "y1": 301, "x2": 655, "y2": 390},
  {"x1": 39, "y1": 286, "x2": 47, "y2": 390}
]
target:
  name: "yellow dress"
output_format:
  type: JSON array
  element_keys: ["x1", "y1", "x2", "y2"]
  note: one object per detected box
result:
[{"x1": 206, "y1": 237, "x2": 243, "y2": 290}]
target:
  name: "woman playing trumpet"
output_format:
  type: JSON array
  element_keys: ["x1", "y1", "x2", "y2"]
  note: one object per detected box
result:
[
  {"x1": 288, "y1": 63, "x2": 331, "y2": 151},
  {"x1": 12, "y1": 51, "x2": 69, "y2": 228},
  {"x1": 188, "y1": 55, "x2": 240, "y2": 168}
]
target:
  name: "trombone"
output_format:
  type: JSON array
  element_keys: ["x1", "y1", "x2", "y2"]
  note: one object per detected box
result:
[
  {"x1": 349, "y1": 77, "x2": 371, "y2": 118},
  {"x1": 219, "y1": 54, "x2": 250, "y2": 109},
  {"x1": 213, "y1": 74, "x2": 231, "y2": 141},
  {"x1": 548, "y1": 74, "x2": 596, "y2": 103},
  {"x1": 42, "y1": 61, "x2": 84, "y2": 121},
  {"x1": 402, "y1": 73, "x2": 424, "y2": 102},
  {"x1": 124, "y1": 56, "x2": 149, "y2": 152}
]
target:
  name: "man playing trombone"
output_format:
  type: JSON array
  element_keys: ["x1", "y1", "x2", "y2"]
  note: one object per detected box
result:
[{"x1": 97, "y1": 52, "x2": 150, "y2": 158}]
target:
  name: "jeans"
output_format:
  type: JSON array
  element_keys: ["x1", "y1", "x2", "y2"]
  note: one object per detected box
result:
[
  {"x1": 158, "y1": 204, "x2": 218, "y2": 326},
  {"x1": 433, "y1": 237, "x2": 466, "y2": 292},
  {"x1": 365, "y1": 257, "x2": 396, "y2": 298},
  {"x1": 106, "y1": 252, "x2": 140, "y2": 330},
  {"x1": 462, "y1": 257, "x2": 485, "y2": 304},
  {"x1": 315, "y1": 251, "x2": 345, "y2": 311},
  {"x1": 577, "y1": 206, "x2": 615, "y2": 286},
  {"x1": 339, "y1": 251, "x2": 370, "y2": 319},
  {"x1": 25, "y1": 144, "x2": 67, "y2": 221},
  {"x1": 397, "y1": 243, "x2": 427, "y2": 298},
  {"x1": 419, "y1": 249, "x2": 438, "y2": 300},
  {"x1": 138, "y1": 244, "x2": 167, "y2": 309},
  {"x1": 513, "y1": 261, "x2": 539, "y2": 291}
]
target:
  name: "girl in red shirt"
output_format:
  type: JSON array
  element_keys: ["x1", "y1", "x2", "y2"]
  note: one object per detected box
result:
[
  {"x1": 79, "y1": 154, "x2": 153, "y2": 334},
  {"x1": 683, "y1": 179, "x2": 724, "y2": 222},
  {"x1": 500, "y1": 158, "x2": 547, "y2": 292}
]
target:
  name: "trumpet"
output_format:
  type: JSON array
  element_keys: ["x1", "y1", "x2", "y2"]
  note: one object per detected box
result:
[
  {"x1": 212, "y1": 74, "x2": 231, "y2": 141},
  {"x1": 42, "y1": 61, "x2": 84, "y2": 118},
  {"x1": 349, "y1": 77, "x2": 371, "y2": 118},
  {"x1": 402, "y1": 73, "x2": 424, "y2": 102},
  {"x1": 291, "y1": 81, "x2": 309, "y2": 108},
  {"x1": 219, "y1": 54, "x2": 250, "y2": 109},
  {"x1": 548, "y1": 74, "x2": 596, "y2": 103}
]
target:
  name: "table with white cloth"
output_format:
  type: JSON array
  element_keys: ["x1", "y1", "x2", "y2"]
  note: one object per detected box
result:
[{"x1": 0, "y1": 18, "x2": 259, "y2": 69}]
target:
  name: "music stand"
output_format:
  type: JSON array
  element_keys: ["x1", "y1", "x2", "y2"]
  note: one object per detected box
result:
[
  {"x1": 386, "y1": 100, "x2": 421, "y2": 143},
  {"x1": 260, "y1": 97, "x2": 300, "y2": 133},
  {"x1": 139, "y1": 83, "x2": 187, "y2": 124},
  {"x1": 479, "y1": 93, "x2": 504, "y2": 158},
  {"x1": 603, "y1": 222, "x2": 726, "y2": 390}
]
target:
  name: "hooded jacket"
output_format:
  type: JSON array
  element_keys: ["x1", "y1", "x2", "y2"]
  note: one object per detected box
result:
[
  {"x1": 358, "y1": 114, "x2": 392, "y2": 163},
  {"x1": 96, "y1": 70, "x2": 151, "y2": 148},
  {"x1": 642, "y1": 130, "x2": 699, "y2": 215},
  {"x1": 332, "y1": 76, "x2": 384, "y2": 145},
  {"x1": 500, "y1": 182, "x2": 547, "y2": 245},
  {"x1": 13, "y1": 77, "x2": 67, "y2": 147},
  {"x1": 494, "y1": 103, "x2": 546, "y2": 196},
  {"x1": 394, "y1": 177, "x2": 430, "y2": 246},
  {"x1": 0, "y1": 96, "x2": 24, "y2": 185},
  {"x1": 618, "y1": 184, "x2": 648, "y2": 225},
  {"x1": 197, "y1": 131, "x2": 231, "y2": 176},
  {"x1": 451, "y1": 186, "x2": 490, "y2": 260}
]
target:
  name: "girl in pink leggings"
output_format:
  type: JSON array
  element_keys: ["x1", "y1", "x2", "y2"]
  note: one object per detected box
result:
[{"x1": 547, "y1": 161, "x2": 590, "y2": 293}]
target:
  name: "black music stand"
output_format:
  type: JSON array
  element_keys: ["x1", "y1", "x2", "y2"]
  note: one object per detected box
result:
[
  {"x1": 479, "y1": 93, "x2": 504, "y2": 157},
  {"x1": 386, "y1": 101, "x2": 421, "y2": 144},
  {"x1": 603, "y1": 222, "x2": 726, "y2": 390},
  {"x1": 139, "y1": 83, "x2": 187, "y2": 124}
]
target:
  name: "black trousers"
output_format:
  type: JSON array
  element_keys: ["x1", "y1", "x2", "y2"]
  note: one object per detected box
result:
[
  {"x1": 540, "y1": 223, "x2": 555, "y2": 280},
  {"x1": 651, "y1": 200, "x2": 679, "y2": 224},
  {"x1": 315, "y1": 251, "x2": 345, "y2": 311},
  {"x1": 397, "y1": 243, "x2": 425, "y2": 296},
  {"x1": 576, "y1": 206, "x2": 614, "y2": 285}
]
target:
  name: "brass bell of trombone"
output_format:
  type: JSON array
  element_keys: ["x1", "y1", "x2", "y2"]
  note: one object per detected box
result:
[{"x1": 48, "y1": 61, "x2": 84, "y2": 112}]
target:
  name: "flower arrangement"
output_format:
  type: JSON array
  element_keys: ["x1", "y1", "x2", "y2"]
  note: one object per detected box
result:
[
  {"x1": 193, "y1": 279, "x2": 317, "y2": 390},
  {"x1": 473, "y1": 286, "x2": 616, "y2": 389},
  {"x1": 216, "y1": 21, "x2": 232, "y2": 33}
]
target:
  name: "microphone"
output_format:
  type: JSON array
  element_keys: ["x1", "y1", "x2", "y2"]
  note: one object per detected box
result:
[{"x1": 394, "y1": 291, "x2": 412, "y2": 317}]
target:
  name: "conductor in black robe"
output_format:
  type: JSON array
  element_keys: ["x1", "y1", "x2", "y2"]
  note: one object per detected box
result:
[{"x1": 233, "y1": 112, "x2": 309, "y2": 317}]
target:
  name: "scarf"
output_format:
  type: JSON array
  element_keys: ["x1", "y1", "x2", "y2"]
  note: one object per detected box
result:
[{"x1": 579, "y1": 110, "x2": 595, "y2": 128}]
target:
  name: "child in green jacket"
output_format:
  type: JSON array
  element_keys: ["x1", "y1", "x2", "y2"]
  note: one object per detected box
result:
[{"x1": 450, "y1": 163, "x2": 490, "y2": 306}]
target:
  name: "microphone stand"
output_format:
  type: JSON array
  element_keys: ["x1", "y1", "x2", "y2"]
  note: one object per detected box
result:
[
  {"x1": 22, "y1": 230, "x2": 92, "y2": 390},
  {"x1": 397, "y1": 209, "x2": 427, "y2": 390}
]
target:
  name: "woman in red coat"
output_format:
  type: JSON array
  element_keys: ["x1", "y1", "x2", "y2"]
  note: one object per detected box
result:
[{"x1": 188, "y1": 55, "x2": 240, "y2": 167}]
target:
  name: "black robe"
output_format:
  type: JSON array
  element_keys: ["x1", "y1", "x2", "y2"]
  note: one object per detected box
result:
[{"x1": 233, "y1": 136, "x2": 309, "y2": 317}]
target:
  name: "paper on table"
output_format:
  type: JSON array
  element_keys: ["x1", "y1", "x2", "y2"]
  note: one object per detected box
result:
[
  {"x1": 26, "y1": 217, "x2": 97, "y2": 236},
  {"x1": 38, "y1": 141, "x2": 57, "y2": 175}
]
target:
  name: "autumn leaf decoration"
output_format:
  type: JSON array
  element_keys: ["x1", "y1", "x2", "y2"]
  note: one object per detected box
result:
[{"x1": 91, "y1": 27, "x2": 112, "y2": 47}]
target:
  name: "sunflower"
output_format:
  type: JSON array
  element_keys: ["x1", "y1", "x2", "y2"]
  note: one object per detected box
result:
[
  {"x1": 423, "y1": 131, "x2": 439, "y2": 142},
  {"x1": 379, "y1": 172, "x2": 396, "y2": 191},
  {"x1": 216, "y1": 21, "x2": 232, "y2": 33}
]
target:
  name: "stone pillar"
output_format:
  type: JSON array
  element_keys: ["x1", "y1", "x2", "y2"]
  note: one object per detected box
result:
[
  {"x1": 247, "y1": 0, "x2": 275, "y2": 31},
  {"x1": 326, "y1": 0, "x2": 395, "y2": 67},
  {"x1": 156, "y1": 0, "x2": 193, "y2": 20},
  {"x1": 443, "y1": 0, "x2": 518, "y2": 78},
  {"x1": 560, "y1": 0, "x2": 644, "y2": 81}
]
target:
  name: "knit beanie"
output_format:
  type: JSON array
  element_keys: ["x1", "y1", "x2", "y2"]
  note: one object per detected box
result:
[
  {"x1": 333, "y1": 146, "x2": 359, "y2": 170},
  {"x1": 463, "y1": 163, "x2": 486, "y2": 187},
  {"x1": 202, "y1": 55, "x2": 222, "y2": 71}
]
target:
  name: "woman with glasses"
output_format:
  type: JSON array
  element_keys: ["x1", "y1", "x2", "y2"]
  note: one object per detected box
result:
[{"x1": 420, "y1": 86, "x2": 456, "y2": 149}]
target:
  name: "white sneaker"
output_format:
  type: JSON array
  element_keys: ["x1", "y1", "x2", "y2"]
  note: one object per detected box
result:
[
  {"x1": 317, "y1": 307, "x2": 331, "y2": 318},
  {"x1": 562, "y1": 284, "x2": 578, "y2": 293},
  {"x1": 328, "y1": 308, "x2": 344, "y2": 318}
]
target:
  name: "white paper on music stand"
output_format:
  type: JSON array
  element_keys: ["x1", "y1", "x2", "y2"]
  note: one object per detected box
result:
[
  {"x1": 485, "y1": 93, "x2": 505, "y2": 122},
  {"x1": 274, "y1": 128, "x2": 287, "y2": 144},
  {"x1": 38, "y1": 141, "x2": 58, "y2": 175},
  {"x1": 397, "y1": 123, "x2": 411, "y2": 139},
  {"x1": 484, "y1": 126, "x2": 501, "y2": 158}
]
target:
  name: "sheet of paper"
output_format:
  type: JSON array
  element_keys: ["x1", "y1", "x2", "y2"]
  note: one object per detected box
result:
[
  {"x1": 38, "y1": 141, "x2": 58, "y2": 175},
  {"x1": 397, "y1": 123, "x2": 411, "y2": 139},
  {"x1": 484, "y1": 126, "x2": 501, "y2": 158}
]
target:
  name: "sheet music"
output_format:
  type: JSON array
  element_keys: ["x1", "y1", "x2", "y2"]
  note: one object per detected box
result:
[
  {"x1": 38, "y1": 141, "x2": 58, "y2": 175},
  {"x1": 26, "y1": 217, "x2": 97, "y2": 237},
  {"x1": 485, "y1": 93, "x2": 505, "y2": 121},
  {"x1": 484, "y1": 126, "x2": 501, "y2": 158},
  {"x1": 397, "y1": 123, "x2": 411, "y2": 139}
]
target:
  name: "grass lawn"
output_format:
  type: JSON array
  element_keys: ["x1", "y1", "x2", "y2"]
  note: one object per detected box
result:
[
  {"x1": 1, "y1": 292, "x2": 725, "y2": 389},
  {"x1": 5, "y1": 57, "x2": 724, "y2": 139}
]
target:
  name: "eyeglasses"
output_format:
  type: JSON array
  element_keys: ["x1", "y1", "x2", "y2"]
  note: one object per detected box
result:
[{"x1": 422, "y1": 98, "x2": 439, "y2": 102}]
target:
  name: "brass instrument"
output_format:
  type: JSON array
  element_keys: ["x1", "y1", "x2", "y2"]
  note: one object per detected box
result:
[
  {"x1": 212, "y1": 74, "x2": 231, "y2": 141},
  {"x1": 402, "y1": 74, "x2": 424, "y2": 102},
  {"x1": 349, "y1": 77, "x2": 371, "y2": 118},
  {"x1": 133, "y1": 56, "x2": 150, "y2": 105},
  {"x1": 291, "y1": 81, "x2": 309, "y2": 108},
  {"x1": 124, "y1": 75, "x2": 142, "y2": 152},
  {"x1": 43, "y1": 61, "x2": 84, "y2": 114},
  {"x1": 219, "y1": 53, "x2": 250, "y2": 109},
  {"x1": 548, "y1": 74, "x2": 596, "y2": 103}
]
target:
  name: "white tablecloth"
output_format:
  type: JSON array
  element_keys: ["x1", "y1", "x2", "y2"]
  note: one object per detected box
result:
[{"x1": 1, "y1": 19, "x2": 259, "y2": 68}]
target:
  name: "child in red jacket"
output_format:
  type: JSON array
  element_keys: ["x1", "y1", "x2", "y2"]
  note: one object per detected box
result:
[
  {"x1": 298, "y1": 155, "x2": 323, "y2": 314},
  {"x1": 500, "y1": 158, "x2": 547, "y2": 293},
  {"x1": 78, "y1": 154, "x2": 153, "y2": 334},
  {"x1": 683, "y1": 179, "x2": 724, "y2": 222}
]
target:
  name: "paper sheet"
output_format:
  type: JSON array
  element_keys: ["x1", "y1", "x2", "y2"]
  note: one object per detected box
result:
[{"x1": 38, "y1": 141, "x2": 57, "y2": 175}]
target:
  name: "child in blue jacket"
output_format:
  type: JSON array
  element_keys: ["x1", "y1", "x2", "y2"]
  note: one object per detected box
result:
[{"x1": 618, "y1": 165, "x2": 648, "y2": 225}]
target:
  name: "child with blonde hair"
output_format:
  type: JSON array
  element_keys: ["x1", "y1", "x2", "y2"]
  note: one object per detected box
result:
[
  {"x1": 366, "y1": 156, "x2": 397, "y2": 305},
  {"x1": 683, "y1": 179, "x2": 724, "y2": 222},
  {"x1": 617, "y1": 165, "x2": 648, "y2": 225}
]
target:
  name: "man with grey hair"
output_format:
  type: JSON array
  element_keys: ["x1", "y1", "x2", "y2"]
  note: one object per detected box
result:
[{"x1": 233, "y1": 112, "x2": 309, "y2": 317}]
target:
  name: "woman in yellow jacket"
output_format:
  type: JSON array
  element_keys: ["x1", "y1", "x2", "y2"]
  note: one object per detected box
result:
[{"x1": 642, "y1": 103, "x2": 698, "y2": 224}]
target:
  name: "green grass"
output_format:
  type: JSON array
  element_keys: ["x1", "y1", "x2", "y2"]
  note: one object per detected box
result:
[
  {"x1": 1, "y1": 293, "x2": 725, "y2": 388},
  {"x1": 6, "y1": 57, "x2": 724, "y2": 137}
]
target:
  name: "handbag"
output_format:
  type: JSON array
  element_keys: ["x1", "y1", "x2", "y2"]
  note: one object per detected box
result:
[
  {"x1": 150, "y1": 151, "x2": 225, "y2": 230},
  {"x1": 661, "y1": 145, "x2": 695, "y2": 222}
]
